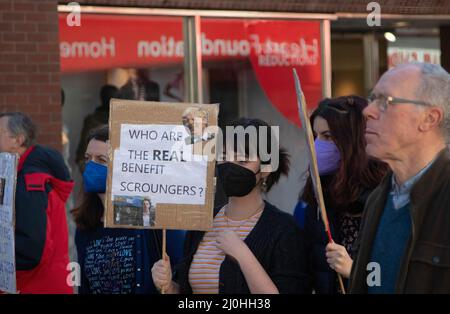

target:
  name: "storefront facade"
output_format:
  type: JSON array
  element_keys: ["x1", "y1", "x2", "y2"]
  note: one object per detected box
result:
[{"x1": 57, "y1": 7, "x2": 337, "y2": 214}]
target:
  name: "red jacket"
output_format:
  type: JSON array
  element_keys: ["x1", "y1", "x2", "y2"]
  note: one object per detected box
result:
[{"x1": 14, "y1": 145, "x2": 74, "y2": 294}]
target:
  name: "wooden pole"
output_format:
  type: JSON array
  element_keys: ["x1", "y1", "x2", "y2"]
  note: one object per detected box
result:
[
  {"x1": 161, "y1": 229, "x2": 167, "y2": 294},
  {"x1": 293, "y1": 69, "x2": 346, "y2": 295}
]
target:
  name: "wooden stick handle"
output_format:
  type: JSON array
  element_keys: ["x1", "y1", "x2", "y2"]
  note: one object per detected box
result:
[
  {"x1": 338, "y1": 273, "x2": 346, "y2": 294},
  {"x1": 293, "y1": 69, "x2": 346, "y2": 295},
  {"x1": 161, "y1": 229, "x2": 167, "y2": 294}
]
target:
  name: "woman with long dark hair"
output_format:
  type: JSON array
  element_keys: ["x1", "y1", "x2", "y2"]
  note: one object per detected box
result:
[
  {"x1": 295, "y1": 96, "x2": 388, "y2": 294},
  {"x1": 72, "y1": 125, "x2": 184, "y2": 294}
]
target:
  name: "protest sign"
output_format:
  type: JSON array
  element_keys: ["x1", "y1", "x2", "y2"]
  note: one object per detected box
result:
[
  {"x1": 104, "y1": 99, "x2": 219, "y2": 231},
  {"x1": 0, "y1": 153, "x2": 18, "y2": 294}
]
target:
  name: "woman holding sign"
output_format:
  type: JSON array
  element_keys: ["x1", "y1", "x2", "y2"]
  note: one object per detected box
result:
[
  {"x1": 72, "y1": 125, "x2": 185, "y2": 294},
  {"x1": 294, "y1": 96, "x2": 388, "y2": 293},
  {"x1": 152, "y1": 118, "x2": 310, "y2": 294}
]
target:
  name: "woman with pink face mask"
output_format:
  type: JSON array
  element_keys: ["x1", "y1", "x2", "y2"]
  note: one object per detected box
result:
[{"x1": 294, "y1": 96, "x2": 389, "y2": 294}]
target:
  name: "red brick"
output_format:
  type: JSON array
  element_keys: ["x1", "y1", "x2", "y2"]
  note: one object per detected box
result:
[
  {"x1": 39, "y1": 84, "x2": 60, "y2": 94},
  {"x1": 39, "y1": 119, "x2": 61, "y2": 134},
  {"x1": 0, "y1": 2, "x2": 12, "y2": 11},
  {"x1": 47, "y1": 52, "x2": 60, "y2": 62},
  {"x1": 4, "y1": 74, "x2": 25, "y2": 84},
  {"x1": 27, "y1": 73, "x2": 50, "y2": 83},
  {"x1": 17, "y1": 84, "x2": 40, "y2": 93},
  {"x1": 15, "y1": 42, "x2": 37, "y2": 52},
  {"x1": 49, "y1": 110, "x2": 62, "y2": 120},
  {"x1": 1, "y1": 53, "x2": 26, "y2": 63},
  {"x1": 38, "y1": 63, "x2": 60, "y2": 72},
  {"x1": 13, "y1": 22, "x2": 37, "y2": 32},
  {"x1": 30, "y1": 112, "x2": 50, "y2": 122},
  {"x1": 1, "y1": 12, "x2": 25, "y2": 22},
  {"x1": 47, "y1": 32, "x2": 59, "y2": 42},
  {"x1": 0, "y1": 22, "x2": 13, "y2": 32},
  {"x1": 0, "y1": 85, "x2": 16, "y2": 93},
  {"x1": 30, "y1": 94, "x2": 52, "y2": 104},
  {"x1": 2, "y1": 32, "x2": 26, "y2": 42},
  {"x1": 18, "y1": 104, "x2": 41, "y2": 113},
  {"x1": 16, "y1": 64, "x2": 38, "y2": 73},
  {"x1": 49, "y1": 73, "x2": 60, "y2": 83},
  {"x1": 26, "y1": 32, "x2": 48, "y2": 42},
  {"x1": 26, "y1": 53, "x2": 48, "y2": 63},
  {"x1": 37, "y1": 3, "x2": 57, "y2": 12},
  {"x1": 25, "y1": 12, "x2": 49, "y2": 22},
  {"x1": 0, "y1": 42, "x2": 15, "y2": 52},
  {"x1": 0, "y1": 105, "x2": 20, "y2": 112},
  {"x1": 37, "y1": 133, "x2": 57, "y2": 147},
  {"x1": 37, "y1": 43, "x2": 58, "y2": 53},
  {"x1": 5, "y1": 94, "x2": 28, "y2": 103},
  {"x1": 0, "y1": 63, "x2": 15, "y2": 72},
  {"x1": 51, "y1": 93, "x2": 62, "y2": 103},
  {"x1": 37, "y1": 23, "x2": 57, "y2": 32},
  {"x1": 13, "y1": 2, "x2": 36, "y2": 11}
]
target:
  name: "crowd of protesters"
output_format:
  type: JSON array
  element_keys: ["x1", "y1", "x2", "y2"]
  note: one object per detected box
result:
[{"x1": 1, "y1": 62, "x2": 449, "y2": 294}]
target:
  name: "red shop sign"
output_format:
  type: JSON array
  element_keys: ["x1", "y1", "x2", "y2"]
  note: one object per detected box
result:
[{"x1": 59, "y1": 14, "x2": 324, "y2": 126}]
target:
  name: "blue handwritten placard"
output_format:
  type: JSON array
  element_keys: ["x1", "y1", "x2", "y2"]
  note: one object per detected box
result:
[{"x1": 83, "y1": 235, "x2": 136, "y2": 293}]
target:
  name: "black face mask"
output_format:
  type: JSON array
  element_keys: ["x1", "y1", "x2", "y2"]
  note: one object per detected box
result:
[{"x1": 217, "y1": 162, "x2": 261, "y2": 197}]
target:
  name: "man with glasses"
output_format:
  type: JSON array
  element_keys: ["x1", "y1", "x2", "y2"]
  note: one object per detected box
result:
[{"x1": 348, "y1": 62, "x2": 450, "y2": 293}]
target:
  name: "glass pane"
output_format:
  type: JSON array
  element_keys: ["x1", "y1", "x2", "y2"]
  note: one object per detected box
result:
[
  {"x1": 59, "y1": 14, "x2": 185, "y2": 194},
  {"x1": 200, "y1": 17, "x2": 324, "y2": 211}
]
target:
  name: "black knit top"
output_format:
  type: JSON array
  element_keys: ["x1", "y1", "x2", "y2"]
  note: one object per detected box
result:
[{"x1": 173, "y1": 201, "x2": 310, "y2": 294}]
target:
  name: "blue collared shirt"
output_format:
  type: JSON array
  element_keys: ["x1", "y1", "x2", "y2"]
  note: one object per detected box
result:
[{"x1": 390, "y1": 158, "x2": 437, "y2": 209}]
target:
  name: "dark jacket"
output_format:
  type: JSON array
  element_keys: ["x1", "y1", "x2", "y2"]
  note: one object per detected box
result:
[
  {"x1": 349, "y1": 148, "x2": 450, "y2": 293},
  {"x1": 173, "y1": 201, "x2": 310, "y2": 294},
  {"x1": 14, "y1": 145, "x2": 74, "y2": 293},
  {"x1": 297, "y1": 175, "x2": 371, "y2": 294}
]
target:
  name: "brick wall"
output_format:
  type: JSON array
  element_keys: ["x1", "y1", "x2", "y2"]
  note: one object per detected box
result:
[{"x1": 0, "y1": 0, "x2": 61, "y2": 150}]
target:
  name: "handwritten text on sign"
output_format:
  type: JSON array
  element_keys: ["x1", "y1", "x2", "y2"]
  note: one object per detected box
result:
[
  {"x1": 0, "y1": 153, "x2": 17, "y2": 294},
  {"x1": 112, "y1": 124, "x2": 207, "y2": 205}
]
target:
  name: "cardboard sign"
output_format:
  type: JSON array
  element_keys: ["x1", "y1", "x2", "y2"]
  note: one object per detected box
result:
[
  {"x1": 0, "y1": 153, "x2": 18, "y2": 294},
  {"x1": 105, "y1": 99, "x2": 219, "y2": 231}
]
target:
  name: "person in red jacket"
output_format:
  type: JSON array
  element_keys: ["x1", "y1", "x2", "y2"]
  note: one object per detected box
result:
[{"x1": 0, "y1": 112, "x2": 74, "y2": 294}]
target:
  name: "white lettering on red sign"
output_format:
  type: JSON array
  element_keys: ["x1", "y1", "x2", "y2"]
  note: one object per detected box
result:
[
  {"x1": 60, "y1": 37, "x2": 116, "y2": 59},
  {"x1": 135, "y1": 33, "x2": 319, "y2": 67}
]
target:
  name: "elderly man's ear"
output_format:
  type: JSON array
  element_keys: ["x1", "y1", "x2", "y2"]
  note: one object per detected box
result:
[{"x1": 419, "y1": 106, "x2": 445, "y2": 132}]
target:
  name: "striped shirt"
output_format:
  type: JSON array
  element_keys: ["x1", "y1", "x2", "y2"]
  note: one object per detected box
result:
[{"x1": 188, "y1": 206, "x2": 262, "y2": 294}]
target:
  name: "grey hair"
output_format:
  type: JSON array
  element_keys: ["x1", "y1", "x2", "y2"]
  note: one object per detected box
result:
[
  {"x1": 0, "y1": 112, "x2": 37, "y2": 148},
  {"x1": 401, "y1": 62, "x2": 450, "y2": 141}
]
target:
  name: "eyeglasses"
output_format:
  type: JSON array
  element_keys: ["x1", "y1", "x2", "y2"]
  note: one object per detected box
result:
[{"x1": 367, "y1": 93, "x2": 431, "y2": 112}]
